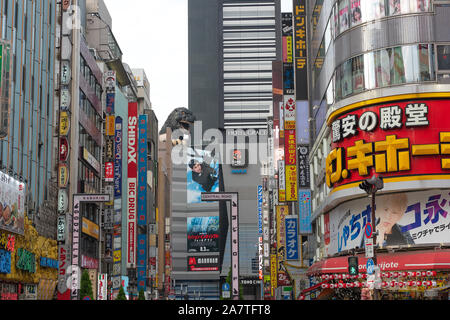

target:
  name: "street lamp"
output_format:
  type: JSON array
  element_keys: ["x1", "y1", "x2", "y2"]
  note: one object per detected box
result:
[{"x1": 359, "y1": 174, "x2": 383, "y2": 300}]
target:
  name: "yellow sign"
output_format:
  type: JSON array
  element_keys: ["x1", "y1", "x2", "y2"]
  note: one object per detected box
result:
[
  {"x1": 82, "y1": 217, "x2": 99, "y2": 240},
  {"x1": 270, "y1": 254, "x2": 277, "y2": 292},
  {"x1": 285, "y1": 165, "x2": 298, "y2": 201},
  {"x1": 58, "y1": 164, "x2": 69, "y2": 188},
  {"x1": 113, "y1": 249, "x2": 121, "y2": 263},
  {"x1": 106, "y1": 115, "x2": 115, "y2": 136},
  {"x1": 59, "y1": 111, "x2": 70, "y2": 136}
]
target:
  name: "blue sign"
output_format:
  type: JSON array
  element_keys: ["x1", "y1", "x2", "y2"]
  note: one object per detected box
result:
[
  {"x1": 106, "y1": 93, "x2": 115, "y2": 114},
  {"x1": 0, "y1": 250, "x2": 11, "y2": 274},
  {"x1": 257, "y1": 185, "x2": 263, "y2": 234},
  {"x1": 114, "y1": 116, "x2": 123, "y2": 199},
  {"x1": 285, "y1": 216, "x2": 299, "y2": 260},
  {"x1": 40, "y1": 257, "x2": 58, "y2": 269},
  {"x1": 137, "y1": 233, "x2": 147, "y2": 292},
  {"x1": 298, "y1": 190, "x2": 312, "y2": 234},
  {"x1": 222, "y1": 283, "x2": 230, "y2": 291},
  {"x1": 137, "y1": 115, "x2": 148, "y2": 226},
  {"x1": 367, "y1": 258, "x2": 375, "y2": 275}
]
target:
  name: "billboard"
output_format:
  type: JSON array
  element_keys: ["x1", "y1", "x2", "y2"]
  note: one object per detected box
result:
[
  {"x1": 187, "y1": 255, "x2": 219, "y2": 271},
  {"x1": 0, "y1": 172, "x2": 25, "y2": 235},
  {"x1": 187, "y1": 216, "x2": 219, "y2": 253},
  {"x1": 325, "y1": 189, "x2": 450, "y2": 257},
  {"x1": 127, "y1": 102, "x2": 138, "y2": 267},
  {"x1": 327, "y1": 100, "x2": 450, "y2": 190},
  {"x1": 187, "y1": 148, "x2": 219, "y2": 204}
]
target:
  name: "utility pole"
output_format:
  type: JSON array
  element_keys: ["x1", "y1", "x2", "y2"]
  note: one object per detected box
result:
[{"x1": 359, "y1": 174, "x2": 384, "y2": 300}]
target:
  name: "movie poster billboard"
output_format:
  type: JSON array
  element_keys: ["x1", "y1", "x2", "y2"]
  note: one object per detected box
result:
[
  {"x1": 0, "y1": 172, "x2": 25, "y2": 235},
  {"x1": 187, "y1": 216, "x2": 219, "y2": 253},
  {"x1": 325, "y1": 189, "x2": 450, "y2": 257},
  {"x1": 186, "y1": 148, "x2": 219, "y2": 204}
]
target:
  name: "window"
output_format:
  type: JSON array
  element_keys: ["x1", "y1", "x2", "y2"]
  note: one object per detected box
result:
[
  {"x1": 334, "y1": 44, "x2": 435, "y2": 103},
  {"x1": 437, "y1": 45, "x2": 450, "y2": 70}
]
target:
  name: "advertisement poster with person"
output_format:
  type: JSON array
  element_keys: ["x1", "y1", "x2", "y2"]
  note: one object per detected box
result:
[
  {"x1": 186, "y1": 148, "x2": 220, "y2": 204},
  {"x1": 187, "y1": 216, "x2": 219, "y2": 253},
  {"x1": 351, "y1": 0, "x2": 362, "y2": 26},
  {"x1": 325, "y1": 189, "x2": 450, "y2": 256},
  {"x1": 338, "y1": 0, "x2": 349, "y2": 33}
]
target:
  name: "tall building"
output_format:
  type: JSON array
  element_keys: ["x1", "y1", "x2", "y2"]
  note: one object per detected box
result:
[
  {"x1": 0, "y1": 0, "x2": 59, "y2": 300},
  {"x1": 305, "y1": 0, "x2": 450, "y2": 300},
  {"x1": 188, "y1": 0, "x2": 281, "y2": 299}
]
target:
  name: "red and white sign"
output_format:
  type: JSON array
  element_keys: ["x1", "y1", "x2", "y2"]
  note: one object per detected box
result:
[
  {"x1": 284, "y1": 96, "x2": 296, "y2": 130},
  {"x1": 97, "y1": 273, "x2": 107, "y2": 300},
  {"x1": 127, "y1": 102, "x2": 138, "y2": 267},
  {"x1": 105, "y1": 162, "x2": 114, "y2": 182},
  {"x1": 307, "y1": 249, "x2": 450, "y2": 275},
  {"x1": 327, "y1": 99, "x2": 450, "y2": 189}
]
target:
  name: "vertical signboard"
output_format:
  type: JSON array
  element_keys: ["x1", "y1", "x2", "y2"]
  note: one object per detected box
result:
[
  {"x1": 298, "y1": 190, "x2": 312, "y2": 234},
  {"x1": 293, "y1": 0, "x2": 308, "y2": 101},
  {"x1": 114, "y1": 117, "x2": 123, "y2": 198},
  {"x1": 257, "y1": 185, "x2": 263, "y2": 234},
  {"x1": 285, "y1": 216, "x2": 299, "y2": 261},
  {"x1": 297, "y1": 145, "x2": 310, "y2": 189},
  {"x1": 71, "y1": 194, "x2": 110, "y2": 300},
  {"x1": 137, "y1": 234, "x2": 147, "y2": 292},
  {"x1": 282, "y1": 13, "x2": 293, "y2": 63},
  {"x1": 127, "y1": 102, "x2": 138, "y2": 267},
  {"x1": 97, "y1": 273, "x2": 107, "y2": 300},
  {"x1": 201, "y1": 192, "x2": 239, "y2": 300},
  {"x1": 276, "y1": 205, "x2": 288, "y2": 286},
  {"x1": 137, "y1": 115, "x2": 147, "y2": 226}
]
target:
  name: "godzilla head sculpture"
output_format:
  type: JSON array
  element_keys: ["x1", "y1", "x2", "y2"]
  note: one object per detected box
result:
[
  {"x1": 159, "y1": 107, "x2": 197, "y2": 146},
  {"x1": 159, "y1": 107, "x2": 196, "y2": 135}
]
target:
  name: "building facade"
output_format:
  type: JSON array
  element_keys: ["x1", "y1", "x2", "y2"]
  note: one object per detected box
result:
[
  {"x1": 305, "y1": 0, "x2": 450, "y2": 300},
  {"x1": 0, "y1": 0, "x2": 59, "y2": 300},
  {"x1": 188, "y1": 0, "x2": 282, "y2": 299}
]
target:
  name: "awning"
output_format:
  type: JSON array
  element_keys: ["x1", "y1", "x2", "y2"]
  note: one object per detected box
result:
[{"x1": 307, "y1": 249, "x2": 450, "y2": 275}]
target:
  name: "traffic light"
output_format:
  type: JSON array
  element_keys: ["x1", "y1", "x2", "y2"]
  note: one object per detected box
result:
[
  {"x1": 348, "y1": 256, "x2": 358, "y2": 275},
  {"x1": 359, "y1": 175, "x2": 384, "y2": 194}
]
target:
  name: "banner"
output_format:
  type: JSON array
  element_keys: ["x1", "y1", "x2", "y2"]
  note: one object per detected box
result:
[
  {"x1": 127, "y1": 102, "x2": 138, "y2": 267},
  {"x1": 187, "y1": 216, "x2": 219, "y2": 253},
  {"x1": 325, "y1": 189, "x2": 450, "y2": 257}
]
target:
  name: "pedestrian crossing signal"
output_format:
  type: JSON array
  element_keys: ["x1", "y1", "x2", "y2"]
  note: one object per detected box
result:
[{"x1": 348, "y1": 256, "x2": 358, "y2": 275}]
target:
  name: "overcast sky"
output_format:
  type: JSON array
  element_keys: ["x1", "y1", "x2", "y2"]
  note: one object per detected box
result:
[{"x1": 103, "y1": 0, "x2": 293, "y2": 130}]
